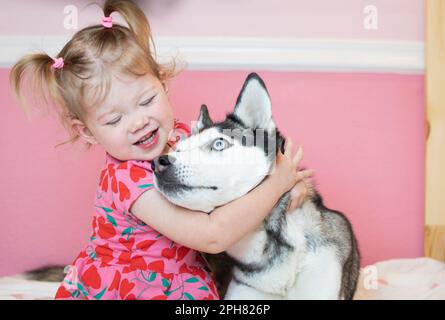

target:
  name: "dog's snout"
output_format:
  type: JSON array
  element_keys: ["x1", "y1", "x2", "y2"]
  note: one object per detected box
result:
[{"x1": 151, "y1": 155, "x2": 175, "y2": 173}]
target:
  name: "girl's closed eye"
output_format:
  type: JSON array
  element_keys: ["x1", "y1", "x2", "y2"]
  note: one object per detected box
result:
[
  {"x1": 103, "y1": 94, "x2": 157, "y2": 126},
  {"x1": 140, "y1": 94, "x2": 157, "y2": 106},
  {"x1": 106, "y1": 116, "x2": 121, "y2": 126}
]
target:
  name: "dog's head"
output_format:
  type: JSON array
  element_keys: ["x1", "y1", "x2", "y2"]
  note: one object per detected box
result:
[{"x1": 152, "y1": 73, "x2": 284, "y2": 212}]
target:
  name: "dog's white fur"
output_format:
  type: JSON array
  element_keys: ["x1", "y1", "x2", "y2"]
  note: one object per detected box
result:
[{"x1": 154, "y1": 74, "x2": 359, "y2": 299}]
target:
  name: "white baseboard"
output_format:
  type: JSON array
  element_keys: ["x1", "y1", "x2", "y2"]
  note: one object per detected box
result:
[{"x1": 0, "y1": 36, "x2": 424, "y2": 74}]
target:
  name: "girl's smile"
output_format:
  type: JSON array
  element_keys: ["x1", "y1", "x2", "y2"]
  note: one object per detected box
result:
[
  {"x1": 73, "y1": 72, "x2": 175, "y2": 162},
  {"x1": 134, "y1": 127, "x2": 159, "y2": 149}
]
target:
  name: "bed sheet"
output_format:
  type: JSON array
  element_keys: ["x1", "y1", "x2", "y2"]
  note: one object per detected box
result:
[{"x1": 1, "y1": 258, "x2": 444, "y2": 300}]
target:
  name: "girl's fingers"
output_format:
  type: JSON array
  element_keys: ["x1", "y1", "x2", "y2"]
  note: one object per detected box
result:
[
  {"x1": 288, "y1": 198, "x2": 294, "y2": 209},
  {"x1": 293, "y1": 145, "x2": 303, "y2": 166},
  {"x1": 285, "y1": 138, "x2": 293, "y2": 155},
  {"x1": 297, "y1": 169, "x2": 315, "y2": 180},
  {"x1": 287, "y1": 181, "x2": 308, "y2": 211}
]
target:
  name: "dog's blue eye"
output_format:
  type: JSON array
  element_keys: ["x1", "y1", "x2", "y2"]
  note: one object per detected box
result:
[{"x1": 212, "y1": 138, "x2": 227, "y2": 151}]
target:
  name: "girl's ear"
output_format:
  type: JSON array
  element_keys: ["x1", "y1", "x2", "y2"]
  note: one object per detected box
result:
[
  {"x1": 70, "y1": 119, "x2": 98, "y2": 145},
  {"x1": 162, "y1": 81, "x2": 169, "y2": 94}
]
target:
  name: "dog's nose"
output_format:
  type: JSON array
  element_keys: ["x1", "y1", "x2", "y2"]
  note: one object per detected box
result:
[{"x1": 151, "y1": 155, "x2": 175, "y2": 173}]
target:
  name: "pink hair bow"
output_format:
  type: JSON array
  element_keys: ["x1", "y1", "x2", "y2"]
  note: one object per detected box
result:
[
  {"x1": 101, "y1": 16, "x2": 113, "y2": 28},
  {"x1": 51, "y1": 57, "x2": 64, "y2": 69}
]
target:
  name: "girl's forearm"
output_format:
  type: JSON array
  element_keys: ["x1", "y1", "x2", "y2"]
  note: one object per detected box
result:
[{"x1": 207, "y1": 175, "x2": 285, "y2": 253}]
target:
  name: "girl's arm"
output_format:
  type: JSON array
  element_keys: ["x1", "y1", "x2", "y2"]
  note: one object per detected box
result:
[{"x1": 131, "y1": 140, "x2": 313, "y2": 254}]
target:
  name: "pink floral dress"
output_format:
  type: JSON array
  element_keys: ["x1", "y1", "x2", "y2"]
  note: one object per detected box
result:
[{"x1": 55, "y1": 120, "x2": 219, "y2": 300}]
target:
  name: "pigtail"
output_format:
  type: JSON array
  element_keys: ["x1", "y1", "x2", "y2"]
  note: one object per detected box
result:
[
  {"x1": 9, "y1": 52, "x2": 64, "y2": 116},
  {"x1": 102, "y1": 0, "x2": 178, "y2": 83},
  {"x1": 103, "y1": 0, "x2": 152, "y2": 54}
]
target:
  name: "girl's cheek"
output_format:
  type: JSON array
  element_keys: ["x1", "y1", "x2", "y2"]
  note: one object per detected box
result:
[
  {"x1": 101, "y1": 126, "x2": 122, "y2": 143},
  {"x1": 163, "y1": 104, "x2": 174, "y2": 121}
]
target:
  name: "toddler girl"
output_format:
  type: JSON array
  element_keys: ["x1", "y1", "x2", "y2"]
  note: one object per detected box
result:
[{"x1": 10, "y1": 0, "x2": 313, "y2": 300}]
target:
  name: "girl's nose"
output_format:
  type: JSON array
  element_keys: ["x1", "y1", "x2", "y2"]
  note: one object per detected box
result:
[{"x1": 130, "y1": 115, "x2": 149, "y2": 134}]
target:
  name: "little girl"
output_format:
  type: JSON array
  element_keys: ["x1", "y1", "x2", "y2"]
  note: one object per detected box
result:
[{"x1": 10, "y1": 0, "x2": 313, "y2": 300}]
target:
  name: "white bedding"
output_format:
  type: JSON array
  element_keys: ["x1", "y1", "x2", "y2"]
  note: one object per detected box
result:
[
  {"x1": 0, "y1": 274, "x2": 60, "y2": 300},
  {"x1": 1, "y1": 258, "x2": 444, "y2": 300},
  {"x1": 354, "y1": 257, "x2": 445, "y2": 300}
]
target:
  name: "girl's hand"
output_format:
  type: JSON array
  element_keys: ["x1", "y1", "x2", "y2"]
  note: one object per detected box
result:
[
  {"x1": 271, "y1": 138, "x2": 314, "y2": 195},
  {"x1": 286, "y1": 177, "x2": 314, "y2": 212}
]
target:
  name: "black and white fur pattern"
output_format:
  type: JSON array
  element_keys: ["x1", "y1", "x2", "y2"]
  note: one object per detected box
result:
[{"x1": 152, "y1": 73, "x2": 360, "y2": 299}]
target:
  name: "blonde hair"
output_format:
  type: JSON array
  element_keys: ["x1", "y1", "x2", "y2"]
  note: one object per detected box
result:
[{"x1": 9, "y1": 0, "x2": 176, "y2": 147}]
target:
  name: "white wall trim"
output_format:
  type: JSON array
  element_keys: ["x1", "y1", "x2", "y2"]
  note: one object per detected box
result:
[{"x1": 0, "y1": 36, "x2": 424, "y2": 74}]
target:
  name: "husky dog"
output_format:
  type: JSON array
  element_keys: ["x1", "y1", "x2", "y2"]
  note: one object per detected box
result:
[{"x1": 152, "y1": 73, "x2": 360, "y2": 299}]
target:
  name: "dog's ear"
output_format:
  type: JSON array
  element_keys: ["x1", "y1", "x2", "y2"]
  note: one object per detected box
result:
[
  {"x1": 233, "y1": 73, "x2": 274, "y2": 129},
  {"x1": 192, "y1": 104, "x2": 213, "y2": 134}
]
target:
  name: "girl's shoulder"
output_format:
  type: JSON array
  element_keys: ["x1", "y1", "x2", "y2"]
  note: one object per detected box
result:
[
  {"x1": 167, "y1": 119, "x2": 191, "y2": 148},
  {"x1": 173, "y1": 119, "x2": 191, "y2": 136},
  {"x1": 99, "y1": 155, "x2": 154, "y2": 216},
  {"x1": 105, "y1": 153, "x2": 151, "y2": 172},
  {"x1": 98, "y1": 119, "x2": 191, "y2": 212}
]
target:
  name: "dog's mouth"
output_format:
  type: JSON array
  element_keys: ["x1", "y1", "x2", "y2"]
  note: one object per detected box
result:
[
  {"x1": 155, "y1": 176, "x2": 218, "y2": 193},
  {"x1": 175, "y1": 183, "x2": 218, "y2": 191},
  {"x1": 158, "y1": 181, "x2": 218, "y2": 191}
]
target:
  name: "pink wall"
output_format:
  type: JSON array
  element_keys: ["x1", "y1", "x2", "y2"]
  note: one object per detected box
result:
[
  {"x1": 0, "y1": 0, "x2": 423, "y2": 41},
  {"x1": 0, "y1": 69, "x2": 424, "y2": 276}
]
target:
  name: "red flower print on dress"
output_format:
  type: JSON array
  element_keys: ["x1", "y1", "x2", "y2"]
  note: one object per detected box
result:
[
  {"x1": 136, "y1": 240, "x2": 156, "y2": 251},
  {"x1": 117, "y1": 251, "x2": 131, "y2": 265},
  {"x1": 55, "y1": 286, "x2": 72, "y2": 299},
  {"x1": 108, "y1": 270, "x2": 121, "y2": 292},
  {"x1": 130, "y1": 255, "x2": 147, "y2": 270},
  {"x1": 118, "y1": 181, "x2": 131, "y2": 202},
  {"x1": 77, "y1": 250, "x2": 88, "y2": 259},
  {"x1": 122, "y1": 266, "x2": 133, "y2": 274},
  {"x1": 97, "y1": 216, "x2": 116, "y2": 239},
  {"x1": 179, "y1": 263, "x2": 207, "y2": 280},
  {"x1": 100, "y1": 164, "x2": 118, "y2": 193},
  {"x1": 119, "y1": 236, "x2": 135, "y2": 251},
  {"x1": 82, "y1": 265, "x2": 102, "y2": 289},
  {"x1": 95, "y1": 244, "x2": 114, "y2": 265},
  {"x1": 109, "y1": 165, "x2": 118, "y2": 193},
  {"x1": 130, "y1": 165, "x2": 147, "y2": 182},
  {"x1": 99, "y1": 169, "x2": 107, "y2": 192},
  {"x1": 119, "y1": 279, "x2": 135, "y2": 299},
  {"x1": 147, "y1": 260, "x2": 165, "y2": 273},
  {"x1": 176, "y1": 247, "x2": 191, "y2": 262},
  {"x1": 163, "y1": 273, "x2": 174, "y2": 282},
  {"x1": 161, "y1": 246, "x2": 178, "y2": 259},
  {"x1": 117, "y1": 162, "x2": 127, "y2": 170},
  {"x1": 117, "y1": 253, "x2": 148, "y2": 273},
  {"x1": 91, "y1": 216, "x2": 98, "y2": 238}
]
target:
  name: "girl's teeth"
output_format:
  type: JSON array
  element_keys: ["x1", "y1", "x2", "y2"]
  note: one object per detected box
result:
[{"x1": 136, "y1": 130, "x2": 156, "y2": 145}]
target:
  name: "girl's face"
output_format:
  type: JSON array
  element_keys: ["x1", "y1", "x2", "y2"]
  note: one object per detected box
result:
[{"x1": 76, "y1": 73, "x2": 175, "y2": 161}]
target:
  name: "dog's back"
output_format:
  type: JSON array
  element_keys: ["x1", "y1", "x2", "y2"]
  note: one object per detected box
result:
[{"x1": 305, "y1": 193, "x2": 360, "y2": 299}]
